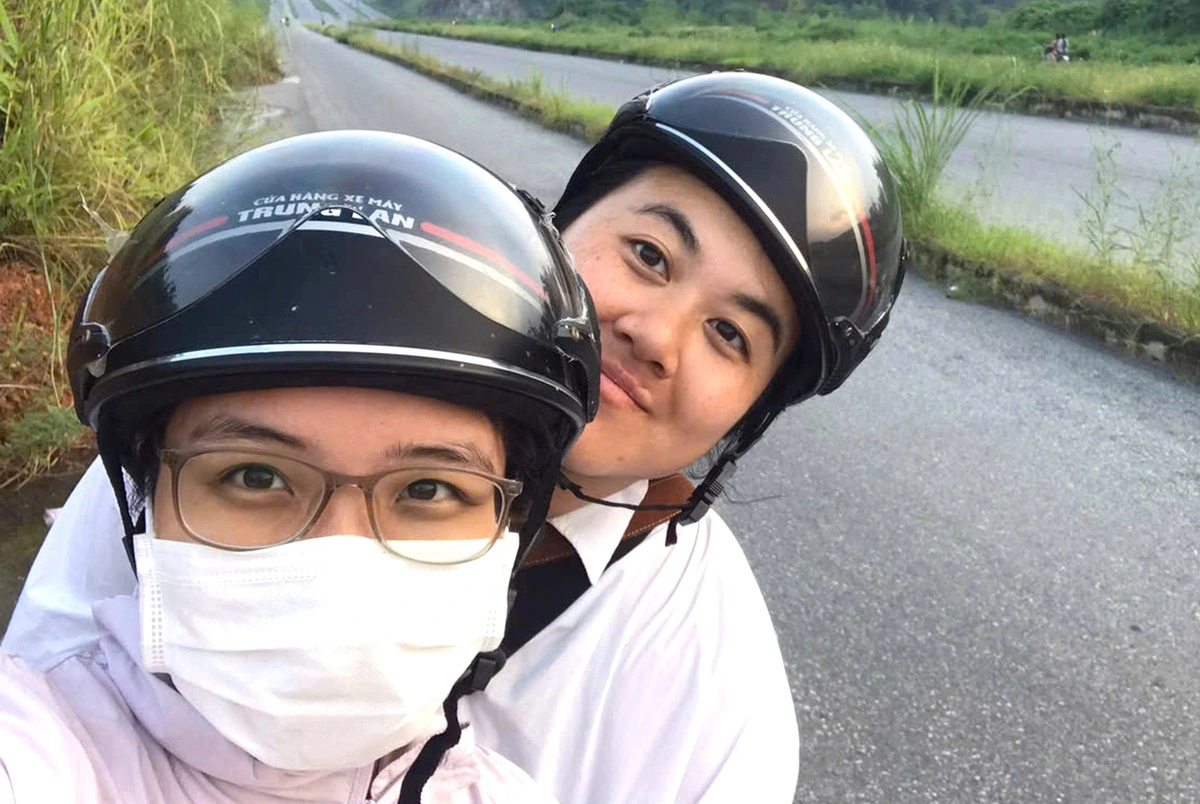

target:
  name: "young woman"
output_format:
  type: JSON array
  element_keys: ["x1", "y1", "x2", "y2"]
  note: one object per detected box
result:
[
  {"x1": 4, "y1": 72, "x2": 907, "y2": 802},
  {"x1": 0, "y1": 130, "x2": 600, "y2": 802}
]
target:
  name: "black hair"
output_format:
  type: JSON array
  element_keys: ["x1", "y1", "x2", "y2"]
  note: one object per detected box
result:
[{"x1": 554, "y1": 157, "x2": 660, "y2": 233}]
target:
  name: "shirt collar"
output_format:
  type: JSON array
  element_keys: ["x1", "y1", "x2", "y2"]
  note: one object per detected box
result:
[{"x1": 547, "y1": 480, "x2": 649, "y2": 586}]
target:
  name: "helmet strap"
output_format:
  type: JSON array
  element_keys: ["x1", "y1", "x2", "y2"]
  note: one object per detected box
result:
[
  {"x1": 397, "y1": 461, "x2": 562, "y2": 800},
  {"x1": 97, "y1": 425, "x2": 139, "y2": 573},
  {"x1": 665, "y1": 455, "x2": 739, "y2": 545},
  {"x1": 397, "y1": 650, "x2": 504, "y2": 804},
  {"x1": 556, "y1": 475, "x2": 682, "y2": 512}
]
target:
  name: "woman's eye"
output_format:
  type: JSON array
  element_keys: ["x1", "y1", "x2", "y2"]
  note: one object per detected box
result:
[
  {"x1": 709, "y1": 319, "x2": 749, "y2": 358},
  {"x1": 632, "y1": 241, "x2": 667, "y2": 277},
  {"x1": 224, "y1": 464, "x2": 288, "y2": 491},
  {"x1": 401, "y1": 479, "x2": 460, "y2": 503}
]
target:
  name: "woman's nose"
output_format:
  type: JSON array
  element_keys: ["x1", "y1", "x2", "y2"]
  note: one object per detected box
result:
[
  {"x1": 612, "y1": 308, "x2": 680, "y2": 379},
  {"x1": 307, "y1": 485, "x2": 376, "y2": 539}
]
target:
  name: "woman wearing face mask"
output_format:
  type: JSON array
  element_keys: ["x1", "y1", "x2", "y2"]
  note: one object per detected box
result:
[
  {"x1": 4, "y1": 73, "x2": 907, "y2": 802},
  {"x1": 0, "y1": 130, "x2": 600, "y2": 802}
]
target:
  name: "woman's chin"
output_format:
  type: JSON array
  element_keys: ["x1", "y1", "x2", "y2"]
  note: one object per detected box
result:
[
  {"x1": 563, "y1": 420, "x2": 641, "y2": 481},
  {"x1": 563, "y1": 421, "x2": 692, "y2": 484}
]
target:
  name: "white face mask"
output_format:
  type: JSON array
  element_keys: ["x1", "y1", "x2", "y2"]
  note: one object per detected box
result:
[{"x1": 133, "y1": 518, "x2": 518, "y2": 772}]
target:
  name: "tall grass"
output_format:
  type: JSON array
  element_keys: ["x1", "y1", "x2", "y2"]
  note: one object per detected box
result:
[
  {"x1": 0, "y1": 0, "x2": 277, "y2": 482},
  {"x1": 853, "y1": 73, "x2": 992, "y2": 226},
  {"x1": 370, "y1": 19, "x2": 1200, "y2": 111},
  {"x1": 0, "y1": 0, "x2": 278, "y2": 293}
]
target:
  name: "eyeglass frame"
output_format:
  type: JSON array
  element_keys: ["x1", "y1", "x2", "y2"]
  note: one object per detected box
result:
[{"x1": 158, "y1": 447, "x2": 525, "y2": 561}]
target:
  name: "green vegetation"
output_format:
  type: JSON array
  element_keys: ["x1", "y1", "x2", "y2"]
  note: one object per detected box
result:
[
  {"x1": 0, "y1": 0, "x2": 278, "y2": 482},
  {"x1": 0, "y1": 406, "x2": 87, "y2": 486},
  {"x1": 377, "y1": 0, "x2": 1200, "y2": 39},
  {"x1": 311, "y1": 0, "x2": 342, "y2": 18},
  {"x1": 1, "y1": 0, "x2": 278, "y2": 291},
  {"x1": 316, "y1": 23, "x2": 1200, "y2": 343},
  {"x1": 314, "y1": 25, "x2": 613, "y2": 135},
  {"x1": 853, "y1": 74, "x2": 993, "y2": 224},
  {"x1": 368, "y1": 17, "x2": 1200, "y2": 110}
]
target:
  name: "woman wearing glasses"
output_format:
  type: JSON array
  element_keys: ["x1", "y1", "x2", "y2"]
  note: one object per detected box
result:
[{"x1": 0, "y1": 130, "x2": 598, "y2": 802}]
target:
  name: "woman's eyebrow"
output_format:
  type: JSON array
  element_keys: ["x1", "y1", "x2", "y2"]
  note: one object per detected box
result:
[
  {"x1": 188, "y1": 415, "x2": 308, "y2": 449},
  {"x1": 734, "y1": 292, "x2": 784, "y2": 354},
  {"x1": 385, "y1": 442, "x2": 499, "y2": 474},
  {"x1": 635, "y1": 203, "x2": 699, "y2": 255}
]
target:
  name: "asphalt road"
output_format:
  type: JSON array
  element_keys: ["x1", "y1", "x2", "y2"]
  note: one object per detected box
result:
[
  {"x1": 360, "y1": 29, "x2": 1200, "y2": 280},
  {"x1": 272, "y1": 21, "x2": 1200, "y2": 800},
  {"x1": 4, "y1": 15, "x2": 1198, "y2": 802}
]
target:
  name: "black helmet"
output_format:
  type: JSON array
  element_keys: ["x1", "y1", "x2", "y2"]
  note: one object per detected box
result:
[
  {"x1": 558, "y1": 71, "x2": 906, "y2": 405},
  {"x1": 69, "y1": 130, "x2": 599, "y2": 542},
  {"x1": 556, "y1": 72, "x2": 906, "y2": 525}
]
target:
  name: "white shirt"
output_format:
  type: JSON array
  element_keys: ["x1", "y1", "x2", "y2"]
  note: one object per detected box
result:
[{"x1": 4, "y1": 458, "x2": 801, "y2": 802}]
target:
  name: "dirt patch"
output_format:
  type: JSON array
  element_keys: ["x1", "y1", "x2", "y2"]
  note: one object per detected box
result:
[
  {"x1": 0, "y1": 258, "x2": 93, "y2": 486},
  {"x1": 0, "y1": 260, "x2": 71, "y2": 416}
]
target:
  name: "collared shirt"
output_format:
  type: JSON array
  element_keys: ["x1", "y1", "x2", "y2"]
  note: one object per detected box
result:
[
  {"x1": 547, "y1": 480, "x2": 648, "y2": 584},
  {"x1": 4, "y1": 460, "x2": 801, "y2": 802},
  {"x1": 463, "y1": 484, "x2": 801, "y2": 803}
]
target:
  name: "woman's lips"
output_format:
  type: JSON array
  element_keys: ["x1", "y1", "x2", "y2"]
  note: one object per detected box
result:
[{"x1": 599, "y1": 360, "x2": 651, "y2": 413}]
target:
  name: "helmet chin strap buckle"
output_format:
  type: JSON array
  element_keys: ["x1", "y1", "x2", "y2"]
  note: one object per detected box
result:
[
  {"x1": 464, "y1": 649, "x2": 506, "y2": 693},
  {"x1": 672, "y1": 458, "x2": 738, "y2": 538}
]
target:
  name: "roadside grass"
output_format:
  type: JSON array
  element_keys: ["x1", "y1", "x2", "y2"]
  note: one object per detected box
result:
[
  {"x1": 0, "y1": 0, "x2": 279, "y2": 484},
  {"x1": 913, "y1": 203, "x2": 1199, "y2": 335},
  {"x1": 316, "y1": 22, "x2": 1200, "y2": 342},
  {"x1": 368, "y1": 19, "x2": 1200, "y2": 112},
  {"x1": 311, "y1": 0, "x2": 341, "y2": 18},
  {"x1": 315, "y1": 25, "x2": 612, "y2": 138}
]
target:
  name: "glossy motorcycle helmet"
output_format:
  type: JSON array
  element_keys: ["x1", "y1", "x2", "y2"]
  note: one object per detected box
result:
[
  {"x1": 69, "y1": 130, "x2": 600, "y2": 551},
  {"x1": 556, "y1": 72, "x2": 907, "y2": 525}
]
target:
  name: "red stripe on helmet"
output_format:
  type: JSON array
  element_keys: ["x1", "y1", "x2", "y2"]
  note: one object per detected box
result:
[
  {"x1": 420, "y1": 221, "x2": 547, "y2": 300},
  {"x1": 860, "y1": 213, "x2": 878, "y2": 308},
  {"x1": 165, "y1": 215, "x2": 230, "y2": 252},
  {"x1": 724, "y1": 90, "x2": 770, "y2": 105}
]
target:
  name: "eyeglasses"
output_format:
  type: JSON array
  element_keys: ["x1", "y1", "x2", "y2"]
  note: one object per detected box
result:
[{"x1": 159, "y1": 449, "x2": 523, "y2": 564}]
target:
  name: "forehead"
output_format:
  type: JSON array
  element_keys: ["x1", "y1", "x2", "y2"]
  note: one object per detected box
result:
[{"x1": 166, "y1": 387, "x2": 502, "y2": 451}]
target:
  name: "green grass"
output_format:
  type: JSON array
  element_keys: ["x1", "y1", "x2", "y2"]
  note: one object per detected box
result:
[
  {"x1": 316, "y1": 22, "x2": 1200, "y2": 340},
  {"x1": 0, "y1": 0, "x2": 279, "y2": 292},
  {"x1": 311, "y1": 0, "x2": 341, "y2": 18},
  {"x1": 0, "y1": 0, "x2": 279, "y2": 482},
  {"x1": 368, "y1": 18, "x2": 1200, "y2": 112},
  {"x1": 0, "y1": 406, "x2": 85, "y2": 487},
  {"x1": 314, "y1": 25, "x2": 612, "y2": 137},
  {"x1": 913, "y1": 202, "x2": 1200, "y2": 333}
]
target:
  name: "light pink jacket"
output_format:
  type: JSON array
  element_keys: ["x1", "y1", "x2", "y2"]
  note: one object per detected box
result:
[{"x1": 0, "y1": 595, "x2": 556, "y2": 804}]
